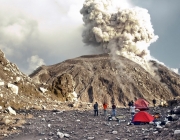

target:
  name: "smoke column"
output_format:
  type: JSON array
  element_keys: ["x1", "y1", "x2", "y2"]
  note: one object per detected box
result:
[{"x1": 80, "y1": 0, "x2": 158, "y2": 74}]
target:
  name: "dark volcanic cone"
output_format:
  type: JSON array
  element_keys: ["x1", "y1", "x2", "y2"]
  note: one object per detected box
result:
[{"x1": 30, "y1": 53, "x2": 180, "y2": 107}]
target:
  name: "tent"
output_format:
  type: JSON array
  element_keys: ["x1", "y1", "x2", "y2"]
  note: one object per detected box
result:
[
  {"x1": 132, "y1": 111, "x2": 154, "y2": 123},
  {"x1": 135, "y1": 98, "x2": 149, "y2": 111}
]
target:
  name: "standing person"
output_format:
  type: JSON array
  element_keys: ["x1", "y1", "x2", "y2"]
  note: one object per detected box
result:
[
  {"x1": 128, "y1": 101, "x2": 132, "y2": 109},
  {"x1": 130, "y1": 103, "x2": 136, "y2": 117},
  {"x1": 112, "y1": 103, "x2": 116, "y2": 116},
  {"x1": 94, "y1": 102, "x2": 98, "y2": 116},
  {"x1": 160, "y1": 98, "x2": 164, "y2": 107},
  {"x1": 103, "y1": 102, "x2": 108, "y2": 116},
  {"x1": 171, "y1": 97, "x2": 177, "y2": 107},
  {"x1": 152, "y1": 98, "x2": 156, "y2": 107},
  {"x1": 131, "y1": 100, "x2": 134, "y2": 106}
]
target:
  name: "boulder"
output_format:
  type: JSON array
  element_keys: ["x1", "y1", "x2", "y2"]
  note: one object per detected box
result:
[
  {"x1": 57, "y1": 132, "x2": 64, "y2": 138},
  {"x1": 39, "y1": 87, "x2": 47, "y2": 93},
  {"x1": 15, "y1": 77, "x2": 21, "y2": 82},
  {"x1": 174, "y1": 130, "x2": 180, "y2": 135},
  {"x1": 0, "y1": 81, "x2": 4, "y2": 86},
  {"x1": 7, "y1": 83, "x2": 18, "y2": 94},
  {"x1": 7, "y1": 106, "x2": 16, "y2": 115},
  {"x1": 174, "y1": 130, "x2": 180, "y2": 138},
  {"x1": 64, "y1": 133, "x2": 70, "y2": 138},
  {"x1": 51, "y1": 73, "x2": 75, "y2": 101},
  {"x1": 70, "y1": 91, "x2": 78, "y2": 101}
]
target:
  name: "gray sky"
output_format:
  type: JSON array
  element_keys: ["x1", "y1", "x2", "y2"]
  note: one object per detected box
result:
[
  {"x1": 0, "y1": 0, "x2": 179, "y2": 74},
  {"x1": 131, "y1": 0, "x2": 180, "y2": 72}
]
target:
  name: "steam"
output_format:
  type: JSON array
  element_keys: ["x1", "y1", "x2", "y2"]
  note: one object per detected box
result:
[
  {"x1": 80, "y1": 0, "x2": 158, "y2": 74},
  {"x1": 0, "y1": 0, "x2": 86, "y2": 74},
  {"x1": 171, "y1": 68, "x2": 178, "y2": 74},
  {"x1": 27, "y1": 55, "x2": 45, "y2": 73}
]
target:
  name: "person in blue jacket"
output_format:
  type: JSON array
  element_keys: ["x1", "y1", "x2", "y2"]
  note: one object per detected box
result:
[{"x1": 112, "y1": 103, "x2": 116, "y2": 116}]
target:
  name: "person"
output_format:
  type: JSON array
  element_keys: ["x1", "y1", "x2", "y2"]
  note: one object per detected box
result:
[
  {"x1": 128, "y1": 101, "x2": 132, "y2": 109},
  {"x1": 153, "y1": 112, "x2": 160, "y2": 121},
  {"x1": 131, "y1": 100, "x2": 134, "y2": 106},
  {"x1": 130, "y1": 103, "x2": 136, "y2": 117},
  {"x1": 160, "y1": 98, "x2": 164, "y2": 107},
  {"x1": 152, "y1": 98, "x2": 156, "y2": 107},
  {"x1": 94, "y1": 102, "x2": 98, "y2": 116},
  {"x1": 171, "y1": 97, "x2": 177, "y2": 107},
  {"x1": 112, "y1": 103, "x2": 116, "y2": 116},
  {"x1": 103, "y1": 102, "x2": 108, "y2": 116}
]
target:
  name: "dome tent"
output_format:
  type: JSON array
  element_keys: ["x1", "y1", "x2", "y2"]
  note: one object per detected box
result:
[
  {"x1": 135, "y1": 98, "x2": 149, "y2": 111},
  {"x1": 132, "y1": 111, "x2": 154, "y2": 124}
]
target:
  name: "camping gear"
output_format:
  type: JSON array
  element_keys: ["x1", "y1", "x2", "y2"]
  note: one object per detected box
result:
[
  {"x1": 116, "y1": 115, "x2": 126, "y2": 121},
  {"x1": 108, "y1": 116, "x2": 118, "y2": 121},
  {"x1": 135, "y1": 98, "x2": 149, "y2": 111},
  {"x1": 108, "y1": 115, "x2": 126, "y2": 122},
  {"x1": 167, "y1": 115, "x2": 173, "y2": 121},
  {"x1": 173, "y1": 106, "x2": 180, "y2": 114},
  {"x1": 132, "y1": 111, "x2": 154, "y2": 124}
]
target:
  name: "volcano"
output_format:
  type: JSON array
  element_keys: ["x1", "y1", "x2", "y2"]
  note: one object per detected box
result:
[{"x1": 29, "y1": 53, "x2": 180, "y2": 107}]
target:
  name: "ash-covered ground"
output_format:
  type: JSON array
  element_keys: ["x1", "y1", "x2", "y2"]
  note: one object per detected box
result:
[{"x1": 2, "y1": 104, "x2": 180, "y2": 140}]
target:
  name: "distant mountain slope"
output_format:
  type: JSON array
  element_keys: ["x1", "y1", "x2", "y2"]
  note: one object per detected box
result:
[{"x1": 29, "y1": 53, "x2": 180, "y2": 107}]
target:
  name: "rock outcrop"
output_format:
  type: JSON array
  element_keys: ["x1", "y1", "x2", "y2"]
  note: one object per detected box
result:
[{"x1": 51, "y1": 73, "x2": 75, "y2": 101}]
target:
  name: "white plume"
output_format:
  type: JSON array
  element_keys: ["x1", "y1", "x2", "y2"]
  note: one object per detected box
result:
[
  {"x1": 27, "y1": 55, "x2": 45, "y2": 73},
  {"x1": 80, "y1": 0, "x2": 159, "y2": 74}
]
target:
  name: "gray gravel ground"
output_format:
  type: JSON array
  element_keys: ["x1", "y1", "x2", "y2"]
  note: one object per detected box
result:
[{"x1": 3, "y1": 107, "x2": 179, "y2": 140}]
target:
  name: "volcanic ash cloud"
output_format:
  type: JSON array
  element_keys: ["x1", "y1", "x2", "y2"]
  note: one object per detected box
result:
[{"x1": 80, "y1": 0, "x2": 158, "y2": 71}]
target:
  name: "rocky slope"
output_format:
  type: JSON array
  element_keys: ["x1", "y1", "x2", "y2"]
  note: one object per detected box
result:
[
  {"x1": 30, "y1": 53, "x2": 180, "y2": 107},
  {"x1": 0, "y1": 49, "x2": 62, "y2": 111}
]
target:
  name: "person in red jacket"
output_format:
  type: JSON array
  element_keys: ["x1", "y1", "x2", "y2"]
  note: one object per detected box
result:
[{"x1": 103, "y1": 103, "x2": 108, "y2": 116}]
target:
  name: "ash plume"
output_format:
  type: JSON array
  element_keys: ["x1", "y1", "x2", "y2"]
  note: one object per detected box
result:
[{"x1": 80, "y1": 0, "x2": 159, "y2": 75}]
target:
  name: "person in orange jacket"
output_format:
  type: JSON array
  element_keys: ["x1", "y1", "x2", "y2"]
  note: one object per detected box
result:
[{"x1": 103, "y1": 102, "x2": 108, "y2": 116}]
